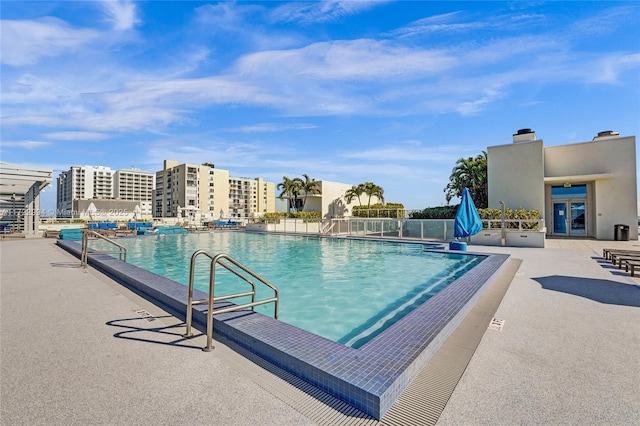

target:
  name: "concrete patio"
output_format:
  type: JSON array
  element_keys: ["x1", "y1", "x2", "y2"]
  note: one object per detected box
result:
[{"x1": 1, "y1": 236, "x2": 639, "y2": 425}]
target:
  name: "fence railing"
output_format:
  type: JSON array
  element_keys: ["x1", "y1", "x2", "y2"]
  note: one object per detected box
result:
[
  {"x1": 351, "y1": 209, "x2": 422, "y2": 219},
  {"x1": 246, "y1": 217, "x2": 543, "y2": 242},
  {"x1": 482, "y1": 219, "x2": 544, "y2": 231},
  {"x1": 345, "y1": 218, "x2": 455, "y2": 241}
]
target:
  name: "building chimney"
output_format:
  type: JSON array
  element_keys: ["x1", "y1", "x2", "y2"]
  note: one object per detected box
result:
[
  {"x1": 592, "y1": 130, "x2": 620, "y2": 141},
  {"x1": 512, "y1": 128, "x2": 537, "y2": 143}
]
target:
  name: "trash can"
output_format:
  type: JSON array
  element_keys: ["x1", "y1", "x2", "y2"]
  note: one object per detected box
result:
[{"x1": 614, "y1": 224, "x2": 630, "y2": 241}]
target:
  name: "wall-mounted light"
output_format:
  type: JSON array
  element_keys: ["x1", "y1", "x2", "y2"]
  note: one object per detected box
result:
[{"x1": 563, "y1": 183, "x2": 572, "y2": 188}]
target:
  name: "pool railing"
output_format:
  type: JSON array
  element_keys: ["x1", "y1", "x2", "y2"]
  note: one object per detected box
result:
[
  {"x1": 246, "y1": 217, "x2": 544, "y2": 245},
  {"x1": 184, "y1": 250, "x2": 279, "y2": 352}
]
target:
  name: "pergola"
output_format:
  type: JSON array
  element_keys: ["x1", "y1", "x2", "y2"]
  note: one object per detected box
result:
[{"x1": 0, "y1": 162, "x2": 53, "y2": 236}]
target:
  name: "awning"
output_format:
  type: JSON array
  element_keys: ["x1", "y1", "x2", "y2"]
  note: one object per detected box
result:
[{"x1": 544, "y1": 173, "x2": 613, "y2": 184}]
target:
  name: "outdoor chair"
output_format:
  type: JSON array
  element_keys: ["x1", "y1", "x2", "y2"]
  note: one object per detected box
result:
[
  {"x1": 609, "y1": 252, "x2": 640, "y2": 268},
  {"x1": 602, "y1": 248, "x2": 640, "y2": 261},
  {"x1": 622, "y1": 259, "x2": 640, "y2": 277}
]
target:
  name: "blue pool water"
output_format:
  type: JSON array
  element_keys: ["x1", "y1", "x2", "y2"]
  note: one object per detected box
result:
[{"x1": 91, "y1": 232, "x2": 484, "y2": 348}]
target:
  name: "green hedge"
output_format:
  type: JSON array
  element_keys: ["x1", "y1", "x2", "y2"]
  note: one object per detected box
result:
[
  {"x1": 262, "y1": 211, "x2": 321, "y2": 219},
  {"x1": 352, "y1": 203, "x2": 405, "y2": 218},
  {"x1": 409, "y1": 206, "x2": 540, "y2": 230},
  {"x1": 409, "y1": 205, "x2": 458, "y2": 219},
  {"x1": 478, "y1": 207, "x2": 540, "y2": 229}
]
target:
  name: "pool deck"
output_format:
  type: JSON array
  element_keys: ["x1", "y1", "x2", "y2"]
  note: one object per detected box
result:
[{"x1": 2, "y1": 236, "x2": 639, "y2": 425}]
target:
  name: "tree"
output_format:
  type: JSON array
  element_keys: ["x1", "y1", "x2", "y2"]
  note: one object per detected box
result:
[
  {"x1": 297, "y1": 174, "x2": 322, "y2": 211},
  {"x1": 344, "y1": 184, "x2": 364, "y2": 206},
  {"x1": 444, "y1": 151, "x2": 488, "y2": 208},
  {"x1": 277, "y1": 176, "x2": 301, "y2": 212},
  {"x1": 362, "y1": 182, "x2": 384, "y2": 208}
]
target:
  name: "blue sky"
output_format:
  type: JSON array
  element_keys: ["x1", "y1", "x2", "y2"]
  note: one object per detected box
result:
[{"x1": 2, "y1": 1, "x2": 639, "y2": 211}]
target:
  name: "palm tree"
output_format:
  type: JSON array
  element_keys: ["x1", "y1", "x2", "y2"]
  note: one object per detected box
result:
[
  {"x1": 344, "y1": 185, "x2": 364, "y2": 206},
  {"x1": 363, "y1": 182, "x2": 384, "y2": 208},
  {"x1": 444, "y1": 151, "x2": 488, "y2": 208},
  {"x1": 277, "y1": 176, "x2": 301, "y2": 212},
  {"x1": 298, "y1": 174, "x2": 322, "y2": 211}
]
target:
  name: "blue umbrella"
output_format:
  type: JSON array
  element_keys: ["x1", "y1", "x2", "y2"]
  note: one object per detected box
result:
[{"x1": 454, "y1": 188, "x2": 483, "y2": 238}]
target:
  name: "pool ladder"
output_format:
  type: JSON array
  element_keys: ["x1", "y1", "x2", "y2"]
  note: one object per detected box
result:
[
  {"x1": 80, "y1": 229, "x2": 127, "y2": 267},
  {"x1": 184, "y1": 250, "x2": 279, "y2": 352}
]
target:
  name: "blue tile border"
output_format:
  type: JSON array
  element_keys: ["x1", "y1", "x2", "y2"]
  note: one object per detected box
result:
[{"x1": 57, "y1": 238, "x2": 509, "y2": 419}]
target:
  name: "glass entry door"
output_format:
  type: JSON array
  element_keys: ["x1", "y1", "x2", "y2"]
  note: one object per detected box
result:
[
  {"x1": 553, "y1": 201, "x2": 586, "y2": 236},
  {"x1": 553, "y1": 202, "x2": 567, "y2": 234}
]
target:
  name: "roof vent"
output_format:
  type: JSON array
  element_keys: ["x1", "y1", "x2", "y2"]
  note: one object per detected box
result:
[
  {"x1": 593, "y1": 130, "x2": 620, "y2": 141},
  {"x1": 513, "y1": 128, "x2": 537, "y2": 143}
]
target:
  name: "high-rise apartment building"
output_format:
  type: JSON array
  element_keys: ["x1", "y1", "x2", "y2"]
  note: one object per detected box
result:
[
  {"x1": 56, "y1": 165, "x2": 155, "y2": 217},
  {"x1": 155, "y1": 160, "x2": 230, "y2": 218},
  {"x1": 56, "y1": 165, "x2": 115, "y2": 216},
  {"x1": 229, "y1": 177, "x2": 275, "y2": 218},
  {"x1": 114, "y1": 168, "x2": 154, "y2": 215},
  {"x1": 155, "y1": 160, "x2": 275, "y2": 219}
]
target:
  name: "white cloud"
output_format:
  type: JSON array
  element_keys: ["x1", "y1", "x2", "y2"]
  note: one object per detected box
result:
[
  {"x1": 589, "y1": 53, "x2": 640, "y2": 84},
  {"x1": 44, "y1": 132, "x2": 109, "y2": 141},
  {"x1": 1, "y1": 141, "x2": 52, "y2": 150},
  {"x1": 234, "y1": 39, "x2": 457, "y2": 81},
  {"x1": 1, "y1": 115, "x2": 67, "y2": 127},
  {"x1": 270, "y1": 1, "x2": 388, "y2": 24},
  {"x1": 1, "y1": 3, "x2": 637, "y2": 140},
  {"x1": 388, "y1": 12, "x2": 484, "y2": 38},
  {"x1": 1, "y1": 73, "x2": 78, "y2": 104},
  {"x1": 339, "y1": 143, "x2": 477, "y2": 164},
  {"x1": 196, "y1": 2, "x2": 258, "y2": 30},
  {"x1": 236, "y1": 123, "x2": 318, "y2": 133},
  {"x1": 100, "y1": 0, "x2": 140, "y2": 31},
  {"x1": 0, "y1": 18, "x2": 98, "y2": 66}
]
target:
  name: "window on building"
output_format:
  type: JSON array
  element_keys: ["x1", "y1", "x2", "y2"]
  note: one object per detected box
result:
[{"x1": 551, "y1": 184, "x2": 587, "y2": 199}]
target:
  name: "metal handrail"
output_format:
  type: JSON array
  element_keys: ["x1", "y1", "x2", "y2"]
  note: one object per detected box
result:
[
  {"x1": 80, "y1": 229, "x2": 127, "y2": 267},
  {"x1": 320, "y1": 220, "x2": 335, "y2": 235},
  {"x1": 184, "y1": 250, "x2": 279, "y2": 352}
]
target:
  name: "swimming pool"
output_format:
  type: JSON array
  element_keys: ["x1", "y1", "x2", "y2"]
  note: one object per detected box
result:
[
  {"x1": 57, "y1": 232, "x2": 509, "y2": 419},
  {"x1": 89, "y1": 232, "x2": 482, "y2": 348}
]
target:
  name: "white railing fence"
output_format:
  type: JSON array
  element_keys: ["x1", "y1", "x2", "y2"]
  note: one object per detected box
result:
[{"x1": 245, "y1": 217, "x2": 543, "y2": 243}]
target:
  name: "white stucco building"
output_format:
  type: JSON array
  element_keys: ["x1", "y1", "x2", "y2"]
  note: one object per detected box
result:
[
  {"x1": 296, "y1": 180, "x2": 382, "y2": 219},
  {"x1": 488, "y1": 129, "x2": 637, "y2": 240}
]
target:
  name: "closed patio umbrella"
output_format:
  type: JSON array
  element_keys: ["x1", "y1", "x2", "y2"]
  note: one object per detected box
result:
[
  {"x1": 133, "y1": 204, "x2": 141, "y2": 220},
  {"x1": 87, "y1": 202, "x2": 97, "y2": 221},
  {"x1": 454, "y1": 188, "x2": 483, "y2": 239}
]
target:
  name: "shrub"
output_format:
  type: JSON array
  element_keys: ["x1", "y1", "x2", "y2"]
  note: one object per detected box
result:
[
  {"x1": 409, "y1": 206, "x2": 541, "y2": 230},
  {"x1": 261, "y1": 211, "x2": 321, "y2": 220},
  {"x1": 478, "y1": 207, "x2": 540, "y2": 229},
  {"x1": 409, "y1": 205, "x2": 458, "y2": 219},
  {"x1": 352, "y1": 203, "x2": 405, "y2": 218}
]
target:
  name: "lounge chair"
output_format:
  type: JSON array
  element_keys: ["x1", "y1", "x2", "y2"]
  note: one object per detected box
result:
[
  {"x1": 622, "y1": 259, "x2": 640, "y2": 277},
  {"x1": 602, "y1": 248, "x2": 640, "y2": 261},
  {"x1": 0, "y1": 222, "x2": 11, "y2": 234},
  {"x1": 610, "y1": 252, "x2": 640, "y2": 268}
]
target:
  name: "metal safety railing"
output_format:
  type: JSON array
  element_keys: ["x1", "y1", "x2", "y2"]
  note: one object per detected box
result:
[
  {"x1": 80, "y1": 229, "x2": 127, "y2": 267},
  {"x1": 184, "y1": 250, "x2": 279, "y2": 352},
  {"x1": 320, "y1": 220, "x2": 335, "y2": 235}
]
